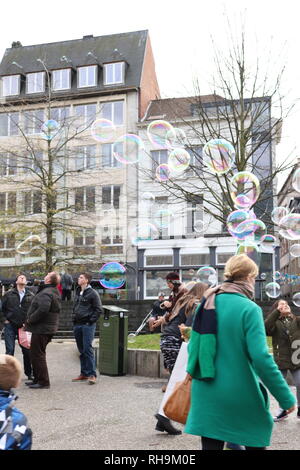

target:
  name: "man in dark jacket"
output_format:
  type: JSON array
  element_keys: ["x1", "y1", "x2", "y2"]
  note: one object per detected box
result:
[
  {"x1": 72, "y1": 272, "x2": 103, "y2": 385},
  {"x1": 61, "y1": 272, "x2": 73, "y2": 301},
  {"x1": 2, "y1": 273, "x2": 34, "y2": 380},
  {"x1": 25, "y1": 272, "x2": 61, "y2": 389}
]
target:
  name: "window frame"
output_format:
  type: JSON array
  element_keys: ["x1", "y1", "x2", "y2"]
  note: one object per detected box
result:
[
  {"x1": 102, "y1": 185, "x2": 121, "y2": 210},
  {"x1": 75, "y1": 145, "x2": 96, "y2": 171},
  {"x1": 77, "y1": 65, "x2": 97, "y2": 88},
  {"x1": 26, "y1": 72, "x2": 45, "y2": 94},
  {"x1": 2, "y1": 75, "x2": 21, "y2": 97},
  {"x1": 100, "y1": 100, "x2": 124, "y2": 126},
  {"x1": 52, "y1": 68, "x2": 71, "y2": 91},
  {"x1": 104, "y1": 62, "x2": 125, "y2": 86},
  {"x1": 74, "y1": 186, "x2": 96, "y2": 213}
]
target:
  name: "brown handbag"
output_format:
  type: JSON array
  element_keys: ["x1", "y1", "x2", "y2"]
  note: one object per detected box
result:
[{"x1": 163, "y1": 374, "x2": 192, "y2": 424}]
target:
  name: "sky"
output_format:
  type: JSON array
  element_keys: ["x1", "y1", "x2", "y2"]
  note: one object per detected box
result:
[{"x1": 1, "y1": 0, "x2": 299, "y2": 184}]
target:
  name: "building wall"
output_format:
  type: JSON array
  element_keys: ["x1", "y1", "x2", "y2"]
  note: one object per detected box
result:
[{"x1": 139, "y1": 36, "x2": 161, "y2": 119}]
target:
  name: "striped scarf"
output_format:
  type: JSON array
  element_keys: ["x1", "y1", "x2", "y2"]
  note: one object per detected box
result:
[{"x1": 187, "y1": 280, "x2": 254, "y2": 381}]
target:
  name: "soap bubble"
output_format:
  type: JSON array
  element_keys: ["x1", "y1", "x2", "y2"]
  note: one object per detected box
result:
[
  {"x1": 236, "y1": 241, "x2": 260, "y2": 265},
  {"x1": 130, "y1": 223, "x2": 159, "y2": 246},
  {"x1": 196, "y1": 266, "x2": 217, "y2": 286},
  {"x1": 279, "y1": 214, "x2": 300, "y2": 240},
  {"x1": 230, "y1": 172, "x2": 260, "y2": 209},
  {"x1": 156, "y1": 164, "x2": 171, "y2": 182},
  {"x1": 290, "y1": 244, "x2": 300, "y2": 258},
  {"x1": 188, "y1": 269, "x2": 195, "y2": 276},
  {"x1": 99, "y1": 262, "x2": 126, "y2": 289},
  {"x1": 194, "y1": 219, "x2": 204, "y2": 233},
  {"x1": 203, "y1": 138, "x2": 234, "y2": 175},
  {"x1": 273, "y1": 271, "x2": 281, "y2": 281},
  {"x1": 271, "y1": 206, "x2": 289, "y2": 225},
  {"x1": 168, "y1": 148, "x2": 190, "y2": 174},
  {"x1": 113, "y1": 134, "x2": 145, "y2": 165},
  {"x1": 141, "y1": 192, "x2": 155, "y2": 205},
  {"x1": 279, "y1": 228, "x2": 296, "y2": 241},
  {"x1": 91, "y1": 118, "x2": 116, "y2": 143},
  {"x1": 260, "y1": 234, "x2": 276, "y2": 252},
  {"x1": 292, "y1": 292, "x2": 300, "y2": 307},
  {"x1": 260, "y1": 273, "x2": 267, "y2": 280},
  {"x1": 166, "y1": 128, "x2": 187, "y2": 148},
  {"x1": 128, "y1": 333, "x2": 136, "y2": 344},
  {"x1": 292, "y1": 168, "x2": 300, "y2": 193},
  {"x1": 265, "y1": 282, "x2": 281, "y2": 298},
  {"x1": 185, "y1": 281, "x2": 197, "y2": 291},
  {"x1": 147, "y1": 120, "x2": 176, "y2": 149},
  {"x1": 41, "y1": 120, "x2": 59, "y2": 140},
  {"x1": 234, "y1": 219, "x2": 266, "y2": 241},
  {"x1": 154, "y1": 209, "x2": 174, "y2": 229},
  {"x1": 16, "y1": 235, "x2": 42, "y2": 255},
  {"x1": 226, "y1": 210, "x2": 250, "y2": 237}
]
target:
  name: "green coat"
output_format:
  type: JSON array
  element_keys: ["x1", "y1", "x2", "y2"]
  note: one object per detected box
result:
[
  {"x1": 265, "y1": 309, "x2": 300, "y2": 370},
  {"x1": 185, "y1": 293, "x2": 296, "y2": 447}
]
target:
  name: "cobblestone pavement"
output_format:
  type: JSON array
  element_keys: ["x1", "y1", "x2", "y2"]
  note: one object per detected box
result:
[{"x1": 5, "y1": 341, "x2": 300, "y2": 450}]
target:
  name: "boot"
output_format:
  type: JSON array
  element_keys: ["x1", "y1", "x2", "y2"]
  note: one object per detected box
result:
[{"x1": 154, "y1": 413, "x2": 182, "y2": 435}]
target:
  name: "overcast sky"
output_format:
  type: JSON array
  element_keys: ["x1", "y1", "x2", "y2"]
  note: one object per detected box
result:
[{"x1": 1, "y1": 0, "x2": 299, "y2": 182}]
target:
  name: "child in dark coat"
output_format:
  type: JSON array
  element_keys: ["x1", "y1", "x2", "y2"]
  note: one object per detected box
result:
[{"x1": 0, "y1": 354, "x2": 32, "y2": 450}]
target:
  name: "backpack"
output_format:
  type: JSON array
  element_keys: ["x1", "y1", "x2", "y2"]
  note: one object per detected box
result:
[{"x1": 0, "y1": 399, "x2": 32, "y2": 450}]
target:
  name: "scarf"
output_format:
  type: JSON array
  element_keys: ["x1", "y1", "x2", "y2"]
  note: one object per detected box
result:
[{"x1": 187, "y1": 280, "x2": 254, "y2": 381}]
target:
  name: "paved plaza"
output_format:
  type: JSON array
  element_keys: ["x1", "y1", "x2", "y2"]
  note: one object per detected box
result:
[{"x1": 2, "y1": 340, "x2": 299, "y2": 451}]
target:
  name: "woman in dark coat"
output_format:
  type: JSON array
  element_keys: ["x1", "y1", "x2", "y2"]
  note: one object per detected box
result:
[
  {"x1": 25, "y1": 272, "x2": 61, "y2": 389},
  {"x1": 265, "y1": 298, "x2": 300, "y2": 421}
]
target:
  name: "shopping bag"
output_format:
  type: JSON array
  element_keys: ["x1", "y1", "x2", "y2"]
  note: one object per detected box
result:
[
  {"x1": 163, "y1": 374, "x2": 191, "y2": 424},
  {"x1": 18, "y1": 327, "x2": 32, "y2": 349}
]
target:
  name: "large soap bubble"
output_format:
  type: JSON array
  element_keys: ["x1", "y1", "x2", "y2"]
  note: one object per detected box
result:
[
  {"x1": 168, "y1": 148, "x2": 190, "y2": 174},
  {"x1": 265, "y1": 282, "x2": 281, "y2": 298},
  {"x1": 271, "y1": 206, "x2": 289, "y2": 225},
  {"x1": 147, "y1": 120, "x2": 176, "y2": 149},
  {"x1": 16, "y1": 235, "x2": 42, "y2": 255},
  {"x1": 156, "y1": 163, "x2": 171, "y2": 182},
  {"x1": 91, "y1": 118, "x2": 116, "y2": 143},
  {"x1": 260, "y1": 234, "x2": 276, "y2": 252},
  {"x1": 130, "y1": 223, "x2": 159, "y2": 246},
  {"x1": 41, "y1": 120, "x2": 59, "y2": 140},
  {"x1": 166, "y1": 128, "x2": 187, "y2": 148},
  {"x1": 290, "y1": 244, "x2": 300, "y2": 258},
  {"x1": 226, "y1": 210, "x2": 250, "y2": 237},
  {"x1": 279, "y1": 214, "x2": 300, "y2": 240},
  {"x1": 113, "y1": 134, "x2": 145, "y2": 165},
  {"x1": 292, "y1": 292, "x2": 300, "y2": 307},
  {"x1": 230, "y1": 172, "x2": 260, "y2": 209},
  {"x1": 236, "y1": 241, "x2": 260, "y2": 265},
  {"x1": 203, "y1": 138, "x2": 234, "y2": 175},
  {"x1": 234, "y1": 219, "x2": 266, "y2": 241},
  {"x1": 196, "y1": 266, "x2": 217, "y2": 286},
  {"x1": 99, "y1": 262, "x2": 126, "y2": 289}
]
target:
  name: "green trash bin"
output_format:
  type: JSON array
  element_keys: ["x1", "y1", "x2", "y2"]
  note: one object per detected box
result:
[{"x1": 99, "y1": 305, "x2": 129, "y2": 376}]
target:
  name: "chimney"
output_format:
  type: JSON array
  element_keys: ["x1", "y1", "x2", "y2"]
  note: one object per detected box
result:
[
  {"x1": 11, "y1": 41, "x2": 22, "y2": 48},
  {"x1": 83, "y1": 35, "x2": 93, "y2": 40}
]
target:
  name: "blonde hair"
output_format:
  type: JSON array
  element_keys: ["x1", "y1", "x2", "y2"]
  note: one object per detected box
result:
[
  {"x1": 0, "y1": 355, "x2": 22, "y2": 390},
  {"x1": 224, "y1": 254, "x2": 258, "y2": 281},
  {"x1": 171, "y1": 282, "x2": 208, "y2": 319}
]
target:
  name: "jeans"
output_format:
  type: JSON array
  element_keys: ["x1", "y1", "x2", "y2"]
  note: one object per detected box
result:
[
  {"x1": 74, "y1": 323, "x2": 97, "y2": 377},
  {"x1": 4, "y1": 322, "x2": 32, "y2": 378},
  {"x1": 62, "y1": 289, "x2": 72, "y2": 301}
]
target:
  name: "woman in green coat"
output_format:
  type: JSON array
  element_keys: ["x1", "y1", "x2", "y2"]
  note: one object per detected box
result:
[{"x1": 185, "y1": 255, "x2": 296, "y2": 450}]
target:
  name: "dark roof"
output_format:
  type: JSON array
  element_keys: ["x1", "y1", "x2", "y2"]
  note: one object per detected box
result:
[
  {"x1": 0, "y1": 30, "x2": 149, "y2": 100},
  {"x1": 143, "y1": 95, "x2": 225, "y2": 121}
]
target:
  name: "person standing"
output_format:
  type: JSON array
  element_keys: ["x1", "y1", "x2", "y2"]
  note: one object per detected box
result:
[
  {"x1": 2, "y1": 273, "x2": 34, "y2": 381},
  {"x1": 72, "y1": 273, "x2": 103, "y2": 385},
  {"x1": 25, "y1": 272, "x2": 61, "y2": 389},
  {"x1": 61, "y1": 272, "x2": 73, "y2": 301},
  {"x1": 185, "y1": 255, "x2": 296, "y2": 450},
  {"x1": 149, "y1": 293, "x2": 165, "y2": 333},
  {"x1": 265, "y1": 299, "x2": 300, "y2": 422}
]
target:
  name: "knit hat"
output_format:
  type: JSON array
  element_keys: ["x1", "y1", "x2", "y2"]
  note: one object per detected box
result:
[{"x1": 166, "y1": 272, "x2": 180, "y2": 282}]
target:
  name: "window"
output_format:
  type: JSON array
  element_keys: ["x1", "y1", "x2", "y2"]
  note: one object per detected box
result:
[
  {"x1": 145, "y1": 270, "x2": 171, "y2": 298},
  {"x1": 23, "y1": 191, "x2": 42, "y2": 215},
  {"x1": 0, "y1": 192, "x2": 16, "y2": 215},
  {"x1": 186, "y1": 195, "x2": 204, "y2": 236},
  {"x1": 102, "y1": 185, "x2": 121, "y2": 210},
  {"x1": 52, "y1": 69, "x2": 71, "y2": 90},
  {"x1": 74, "y1": 228, "x2": 96, "y2": 255},
  {"x1": 102, "y1": 143, "x2": 122, "y2": 168},
  {"x1": 50, "y1": 106, "x2": 70, "y2": 124},
  {"x1": 145, "y1": 255, "x2": 173, "y2": 267},
  {"x1": 78, "y1": 65, "x2": 97, "y2": 88},
  {"x1": 24, "y1": 109, "x2": 44, "y2": 135},
  {"x1": 74, "y1": 103, "x2": 96, "y2": 130},
  {"x1": 151, "y1": 150, "x2": 168, "y2": 174},
  {"x1": 186, "y1": 146, "x2": 203, "y2": 175},
  {"x1": 101, "y1": 101, "x2": 124, "y2": 125},
  {"x1": 26, "y1": 72, "x2": 45, "y2": 94},
  {"x1": 74, "y1": 186, "x2": 95, "y2": 212},
  {"x1": 0, "y1": 233, "x2": 15, "y2": 258},
  {"x1": 101, "y1": 226, "x2": 123, "y2": 255},
  {"x1": 0, "y1": 154, "x2": 17, "y2": 176},
  {"x1": 216, "y1": 252, "x2": 236, "y2": 265},
  {"x1": 104, "y1": 62, "x2": 125, "y2": 85},
  {"x1": 180, "y1": 253, "x2": 210, "y2": 266},
  {"x1": 0, "y1": 112, "x2": 19, "y2": 137},
  {"x1": 75, "y1": 146, "x2": 96, "y2": 171},
  {"x1": 2, "y1": 75, "x2": 20, "y2": 97}
]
